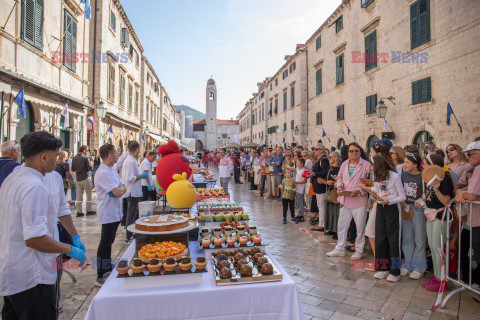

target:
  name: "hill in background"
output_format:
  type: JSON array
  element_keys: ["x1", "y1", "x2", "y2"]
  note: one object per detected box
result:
[{"x1": 176, "y1": 105, "x2": 205, "y2": 119}]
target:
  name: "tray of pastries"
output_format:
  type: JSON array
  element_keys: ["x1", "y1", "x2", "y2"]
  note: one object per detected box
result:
[
  {"x1": 137, "y1": 241, "x2": 189, "y2": 264},
  {"x1": 127, "y1": 214, "x2": 198, "y2": 235},
  {"x1": 116, "y1": 256, "x2": 208, "y2": 278},
  {"x1": 198, "y1": 211, "x2": 249, "y2": 222},
  {"x1": 211, "y1": 248, "x2": 282, "y2": 285},
  {"x1": 199, "y1": 225, "x2": 265, "y2": 249}
]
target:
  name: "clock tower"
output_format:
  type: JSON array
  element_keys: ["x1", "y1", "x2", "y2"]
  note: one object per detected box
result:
[{"x1": 205, "y1": 78, "x2": 217, "y2": 151}]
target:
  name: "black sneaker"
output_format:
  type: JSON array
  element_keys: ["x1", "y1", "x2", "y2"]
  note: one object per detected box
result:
[
  {"x1": 86, "y1": 211, "x2": 97, "y2": 216},
  {"x1": 76, "y1": 212, "x2": 85, "y2": 217},
  {"x1": 282, "y1": 218, "x2": 287, "y2": 224}
]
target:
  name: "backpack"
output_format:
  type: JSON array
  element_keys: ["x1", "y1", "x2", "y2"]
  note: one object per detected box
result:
[{"x1": 54, "y1": 162, "x2": 69, "y2": 189}]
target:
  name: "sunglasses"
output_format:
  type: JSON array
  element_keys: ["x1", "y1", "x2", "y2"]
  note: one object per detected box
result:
[
  {"x1": 466, "y1": 152, "x2": 478, "y2": 157},
  {"x1": 446, "y1": 148, "x2": 456, "y2": 153},
  {"x1": 390, "y1": 152, "x2": 397, "y2": 155},
  {"x1": 349, "y1": 149, "x2": 360, "y2": 153}
]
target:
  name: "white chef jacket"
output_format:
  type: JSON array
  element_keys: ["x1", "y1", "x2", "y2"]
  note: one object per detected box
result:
[
  {"x1": 218, "y1": 156, "x2": 234, "y2": 178},
  {"x1": 0, "y1": 166, "x2": 65, "y2": 296},
  {"x1": 139, "y1": 158, "x2": 153, "y2": 187},
  {"x1": 122, "y1": 155, "x2": 142, "y2": 198},
  {"x1": 114, "y1": 152, "x2": 129, "y2": 176},
  {"x1": 94, "y1": 163, "x2": 123, "y2": 224}
]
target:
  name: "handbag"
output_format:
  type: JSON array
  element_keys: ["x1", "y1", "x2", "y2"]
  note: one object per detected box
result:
[
  {"x1": 424, "y1": 207, "x2": 443, "y2": 221},
  {"x1": 324, "y1": 168, "x2": 334, "y2": 202},
  {"x1": 401, "y1": 205, "x2": 414, "y2": 221}
]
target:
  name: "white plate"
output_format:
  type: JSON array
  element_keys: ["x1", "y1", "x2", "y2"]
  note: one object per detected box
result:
[{"x1": 126, "y1": 220, "x2": 198, "y2": 235}]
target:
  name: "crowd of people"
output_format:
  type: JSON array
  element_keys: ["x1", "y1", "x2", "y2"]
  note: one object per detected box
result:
[{"x1": 210, "y1": 138, "x2": 480, "y2": 291}]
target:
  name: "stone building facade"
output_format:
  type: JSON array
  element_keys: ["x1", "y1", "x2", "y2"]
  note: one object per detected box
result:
[
  {"x1": 0, "y1": 0, "x2": 91, "y2": 153},
  {"x1": 238, "y1": 0, "x2": 480, "y2": 153}
]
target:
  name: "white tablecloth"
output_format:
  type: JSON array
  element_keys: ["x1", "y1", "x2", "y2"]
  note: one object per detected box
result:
[{"x1": 85, "y1": 241, "x2": 304, "y2": 320}]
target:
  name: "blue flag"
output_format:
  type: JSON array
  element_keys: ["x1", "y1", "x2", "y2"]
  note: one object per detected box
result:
[
  {"x1": 107, "y1": 123, "x2": 113, "y2": 133},
  {"x1": 322, "y1": 129, "x2": 326, "y2": 138},
  {"x1": 80, "y1": 0, "x2": 92, "y2": 19},
  {"x1": 282, "y1": 137, "x2": 285, "y2": 143},
  {"x1": 446, "y1": 103, "x2": 454, "y2": 126},
  {"x1": 142, "y1": 134, "x2": 145, "y2": 141},
  {"x1": 14, "y1": 88, "x2": 27, "y2": 118}
]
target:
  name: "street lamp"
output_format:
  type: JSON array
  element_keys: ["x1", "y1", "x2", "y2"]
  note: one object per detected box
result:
[
  {"x1": 375, "y1": 96, "x2": 395, "y2": 119},
  {"x1": 145, "y1": 126, "x2": 150, "y2": 136},
  {"x1": 97, "y1": 100, "x2": 107, "y2": 119},
  {"x1": 294, "y1": 126, "x2": 299, "y2": 136}
]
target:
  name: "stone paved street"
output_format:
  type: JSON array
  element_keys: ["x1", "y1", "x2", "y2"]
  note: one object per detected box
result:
[{"x1": 23, "y1": 171, "x2": 479, "y2": 320}]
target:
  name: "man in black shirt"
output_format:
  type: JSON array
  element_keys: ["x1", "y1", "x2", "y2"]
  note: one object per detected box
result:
[
  {"x1": 71, "y1": 145, "x2": 95, "y2": 217},
  {"x1": 310, "y1": 144, "x2": 330, "y2": 231}
]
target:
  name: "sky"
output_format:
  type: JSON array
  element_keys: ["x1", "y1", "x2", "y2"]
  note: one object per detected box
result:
[{"x1": 121, "y1": 0, "x2": 341, "y2": 120}]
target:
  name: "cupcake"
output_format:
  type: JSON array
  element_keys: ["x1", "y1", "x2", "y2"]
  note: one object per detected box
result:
[
  {"x1": 164, "y1": 258, "x2": 177, "y2": 272},
  {"x1": 216, "y1": 254, "x2": 228, "y2": 262},
  {"x1": 250, "y1": 247, "x2": 261, "y2": 255},
  {"x1": 248, "y1": 225, "x2": 257, "y2": 235},
  {"x1": 261, "y1": 263, "x2": 274, "y2": 275},
  {"x1": 213, "y1": 227, "x2": 222, "y2": 237},
  {"x1": 241, "y1": 213, "x2": 249, "y2": 220},
  {"x1": 179, "y1": 258, "x2": 192, "y2": 271},
  {"x1": 200, "y1": 227, "x2": 210, "y2": 238},
  {"x1": 147, "y1": 258, "x2": 162, "y2": 273},
  {"x1": 214, "y1": 237, "x2": 223, "y2": 247},
  {"x1": 257, "y1": 257, "x2": 268, "y2": 267},
  {"x1": 236, "y1": 259, "x2": 247, "y2": 268},
  {"x1": 131, "y1": 258, "x2": 145, "y2": 274},
  {"x1": 239, "y1": 236, "x2": 248, "y2": 245},
  {"x1": 201, "y1": 238, "x2": 211, "y2": 248},
  {"x1": 116, "y1": 260, "x2": 130, "y2": 275},
  {"x1": 220, "y1": 267, "x2": 232, "y2": 279},
  {"x1": 224, "y1": 226, "x2": 233, "y2": 236},
  {"x1": 218, "y1": 260, "x2": 230, "y2": 269},
  {"x1": 253, "y1": 253, "x2": 264, "y2": 262},
  {"x1": 240, "y1": 264, "x2": 253, "y2": 276},
  {"x1": 234, "y1": 253, "x2": 245, "y2": 262},
  {"x1": 216, "y1": 250, "x2": 227, "y2": 256},
  {"x1": 233, "y1": 213, "x2": 241, "y2": 221},
  {"x1": 194, "y1": 257, "x2": 207, "y2": 270},
  {"x1": 252, "y1": 235, "x2": 262, "y2": 245},
  {"x1": 226, "y1": 237, "x2": 236, "y2": 246},
  {"x1": 237, "y1": 225, "x2": 246, "y2": 235}
]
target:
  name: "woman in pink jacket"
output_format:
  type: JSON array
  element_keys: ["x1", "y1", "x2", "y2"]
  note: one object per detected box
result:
[{"x1": 327, "y1": 142, "x2": 371, "y2": 260}]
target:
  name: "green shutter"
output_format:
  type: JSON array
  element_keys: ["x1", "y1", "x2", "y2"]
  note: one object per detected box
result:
[
  {"x1": 316, "y1": 68, "x2": 322, "y2": 95},
  {"x1": 22, "y1": 0, "x2": 36, "y2": 46},
  {"x1": 365, "y1": 30, "x2": 377, "y2": 71},
  {"x1": 283, "y1": 91, "x2": 287, "y2": 110},
  {"x1": 410, "y1": 2, "x2": 419, "y2": 48},
  {"x1": 71, "y1": 16, "x2": 77, "y2": 72},
  {"x1": 412, "y1": 78, "x2": 431, "y2": 104},
  {"x1": 419, "y1": 0, "x2": 430, "y2": 45},
  {"x1": 315, "y1": 35, "x2": 321, "y2": 50},
  {"x1": 291, "y1": 86, "x2": 295, "y2": 107},
  {"x1": 34, "y1": 0, "x2": 43, "y2": 50},
  {"x1": 336, "y1": 53, "x2": 344, "y2": 84}
]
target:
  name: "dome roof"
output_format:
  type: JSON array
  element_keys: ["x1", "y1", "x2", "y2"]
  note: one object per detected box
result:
[{"x1": 207, "y1": 78, "x2": 215, "y2": 85}]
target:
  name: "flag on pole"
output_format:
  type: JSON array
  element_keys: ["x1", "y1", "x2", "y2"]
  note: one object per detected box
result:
[
  {"x1": 130, "y1": 132, "x2": 134, "y2": 139},
  {"x1": 306, "y1": 135, "x2": 309, "y2": 141},
  {"x1": 282, "y1": 137, "x2": 286, "y2": 143},
  {"x1": 87, "y1": 113, "x2": 95, "y2": 132},
  {"x1": 446, "y1": 103, "x2": 454, "y2": 126},
  {"x1": 292, "y1": 136, "x2": 295, "y2": 142},
  {"x1": 80, "y1": 0, "x2": 92, "y2": 19},
  {"x1": 346, "y1": 124, "x2": 351, "y2": 135},
  {"x1": 142, "y1": 134, "x2": 145, "y2": 141},
  {"x1": 60, "y1": 103, "x2": 69, "y2": 128},
  {"x1": 383, "y1": 119, "x2": 389, "y2": 132},
  {"x1": 14, "y1": 88, "x2": 27, "y2": 118},
  {"x1": 121, "y1": 126, "x2": 126, "y2": 136},
  {"x1": 322, "y1": 129, "x2": 326, "y2": 138},
  {"x1": 107, "y1": 123, "x2": 113, "y2": 133}
]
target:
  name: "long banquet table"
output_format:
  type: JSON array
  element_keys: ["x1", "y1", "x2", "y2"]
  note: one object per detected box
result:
[{"x1": 85, "y1": 240, "x2": 304, "y2": 320}]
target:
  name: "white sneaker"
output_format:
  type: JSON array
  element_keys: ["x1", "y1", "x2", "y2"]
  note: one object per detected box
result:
[
  {"x1": 400, "y1": 268, "x2": 411, "y2": 276},
  {"x1": 374, "y1": 271, "x2": 389, "y2": 279},
  {"x1": 409, "y1": 271, "x2": 424, "y2": 280},
  {"x1": 387, "y1": 274, "x2": 401, "y2": 282},
  {"x1": 326, "y1": 249, "x2": 346, "y2": 257},
  {"x1": 351, "y1": 251, "x2": 363, "y2": 261}
]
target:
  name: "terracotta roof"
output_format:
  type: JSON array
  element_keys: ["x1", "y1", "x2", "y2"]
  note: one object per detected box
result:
[{"x1": 193, "y1": 119, "x2": 206, "y2": 125}]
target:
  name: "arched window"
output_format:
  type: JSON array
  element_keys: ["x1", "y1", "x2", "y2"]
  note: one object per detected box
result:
[
  {"x1": 413, "y1": 131, "x2": 434, "y2": 155},
  {"x1": 337, "y1": 138, "x2": 346, "y2": 149},
  {"x1": 366, "y1": 135, "x2": 379, "y2": 153}
]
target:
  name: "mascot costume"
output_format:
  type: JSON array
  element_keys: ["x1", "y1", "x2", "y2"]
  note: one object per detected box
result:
[{"x1": 156, "y1": 140, "x2": 192, "y2": 190}]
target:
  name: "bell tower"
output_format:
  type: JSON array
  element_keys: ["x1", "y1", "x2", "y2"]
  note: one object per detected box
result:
[{"x1": 205, "y1": 77, "x2": 217, "y2": 151}]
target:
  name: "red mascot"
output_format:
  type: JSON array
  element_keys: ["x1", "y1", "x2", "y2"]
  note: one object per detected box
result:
[{"x1": 156, "y1": 140, "x2": 192, "y2": 190}]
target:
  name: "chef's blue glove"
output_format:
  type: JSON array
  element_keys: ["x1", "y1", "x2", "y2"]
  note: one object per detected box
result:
[
  {"x1": 141, "y1": 172, "x2": 148, "y2": 179},
  {"x1": 108, "y1": 191, "x2": 117, "y2": 197},
  {"x1": 72, "y1": 235, "x2": 86, "y2": 253},
  {"x1": 67, "y1": 245, "x2": 86, "y2": 267},
  {"x1": 147, "y1": 182, "x2": 153, "y2": 191}
]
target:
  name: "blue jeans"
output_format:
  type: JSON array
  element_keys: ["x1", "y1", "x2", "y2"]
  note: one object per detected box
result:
[
  {"x1": 71, "y1": 183, "x2": 77, "y2": 201},
  {"x1": 92, "y1": 165, "x2": 99, "y2": 186},
  {"x1": 401, "y1": 204, "x2": 427, "y2": 273}
]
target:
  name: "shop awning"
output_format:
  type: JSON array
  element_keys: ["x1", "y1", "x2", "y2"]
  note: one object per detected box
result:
[{"x1": 148, "y1": 132, "x2": 167, "y2": 144}]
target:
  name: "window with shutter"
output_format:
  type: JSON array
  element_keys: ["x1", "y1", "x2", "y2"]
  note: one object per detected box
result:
[
  {"x1": 290, "y1": 86, "x2": 295, "y2": 107},
  {"x1": 366, "y1": 94, "x2": 377, "y2": 115},
  {"x1": 275, "y1": 78, "x2": 278, "y2": 86},
  {"x1": 315, "y1": 35, "x2": 321, "y2": 50},
  {"x1": 335, "y1": 15, "x2": 343, "y2": 33},
  {"x1": 291, "y1": 120, "x2": 294, "y2": 130},
  {"x1": 269, "y1": 102, "x2": 272, "y2": 117},
  {"x1": 129, "y1": 45, "x2": 134, "y2": 58},
  {"x1": 410, "y1": 0, "x2": 430, "y2": 49},
  {"x1": 316, "y1": 112, "x2": 322, "y2": 125},
  {"x1": 283, "y1": 123, "x2": 287, "y2": 132},
  {"x1": 63, "y1": 10, "x2": 77, "y2": 72},
  {"x1": 365, "y1": 30, "x2": 377, "y2": 71},
  {"x1": 135, "y1": 89, "x2": 139, "y2": 115},
  {"x1": 121, "y1": 28, "x2": 129, "y2": 47},
  {"x1": 128, "y1": 84, "x2": 133, "y2": 113},
  {"x1": 336, "y1": 105, "x2": 344, "y2": 121},
  {"x1": 316, "y1": 68, "x2": 322, "y2": 95},
  {"x1": 336, "y1": 53, "x2": 344, "y2": 85},
  {"x1": 108, "y1": 64, "x2": 115, "y2": 100},
  {"x1": 274, "y1": 98, "x2": 278, "y2": 115},
  {"x1": 21, "y1": 0, "x2": 43, "y2": 50},
  {"x1": 361, "y1": 0, "x2": 374, "y2": 8},
  {"x1": 110, "y1": 10, "x2": 116, "y2": 31},
  {"x1": 412, "y1": 77, "x2": 431, "y2": 105},
  {"x1": 119, "y1": 73, "x2": 125, "y2": 108},
  {"x1": 283, "y1": 91, "x2": 287, "y2": 111}
]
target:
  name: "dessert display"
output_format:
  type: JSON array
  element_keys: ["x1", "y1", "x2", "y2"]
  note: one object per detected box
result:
[
  {"x1": 198, "y1": 225, "x2": 265, "y2": 249},
  {"x1": 211, "y1": 248, "x2": 282, "y2": 285},
  {"x1": 171, "y1": 212, "x2": 197, "y2": 222},
  {"x1": 179, "y1": 258, "x2": 192, "y2": 271},
  {"x1": 131, "y1": 258, "x2": 145, "y2": 274},
  {"x1": 164, "y1": 258, "x2": 177, "y2": 272},
  {"x1": 196, "y1": 188, "x2": 228, "y2": 200},
  {"x1": 147, "y1": 259, "x2": 162, "y2": 273},
  {"x1": 134, "y1": 214, "x2": 189, "y2": 232},
  {"x1": 198, "y1": 212, "x2": 249, "y2": 222},
  {"x1": 138, "y1": 241, "x2": 188, "y2": 263},
  {"x1": 197, "y1": 200, "x2": 243, "y2": 213}
]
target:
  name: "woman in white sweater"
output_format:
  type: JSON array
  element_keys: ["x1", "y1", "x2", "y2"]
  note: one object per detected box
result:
[{"x1": 360, "y1": 155, "x2": 406, "y2": 282}]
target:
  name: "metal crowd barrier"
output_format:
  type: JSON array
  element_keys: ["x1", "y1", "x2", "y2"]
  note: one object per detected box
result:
[{"x1": 442, "y1": 199, "x2": 480, "y2": 308}]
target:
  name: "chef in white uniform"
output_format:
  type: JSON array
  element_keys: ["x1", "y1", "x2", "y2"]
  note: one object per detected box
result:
[{"x1": 0, "y1": 131, "x2": 85, "y2": 320}]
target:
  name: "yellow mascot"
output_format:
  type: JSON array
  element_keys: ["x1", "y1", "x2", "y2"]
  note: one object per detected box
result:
[{"x1": 166, "y1": 172, "x2": 197, "y2": 209}]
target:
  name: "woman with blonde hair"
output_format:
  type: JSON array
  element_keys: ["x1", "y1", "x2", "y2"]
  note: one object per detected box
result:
[
  {"x1": 390, "y1": 146, "x2": 406, "y2": 173},
  {"x1": 446, "y1": 144, "x2": 471, "y2": 188},
  {"x1": 56, "y1": 150, "x2": 71, "y2": 194}
]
